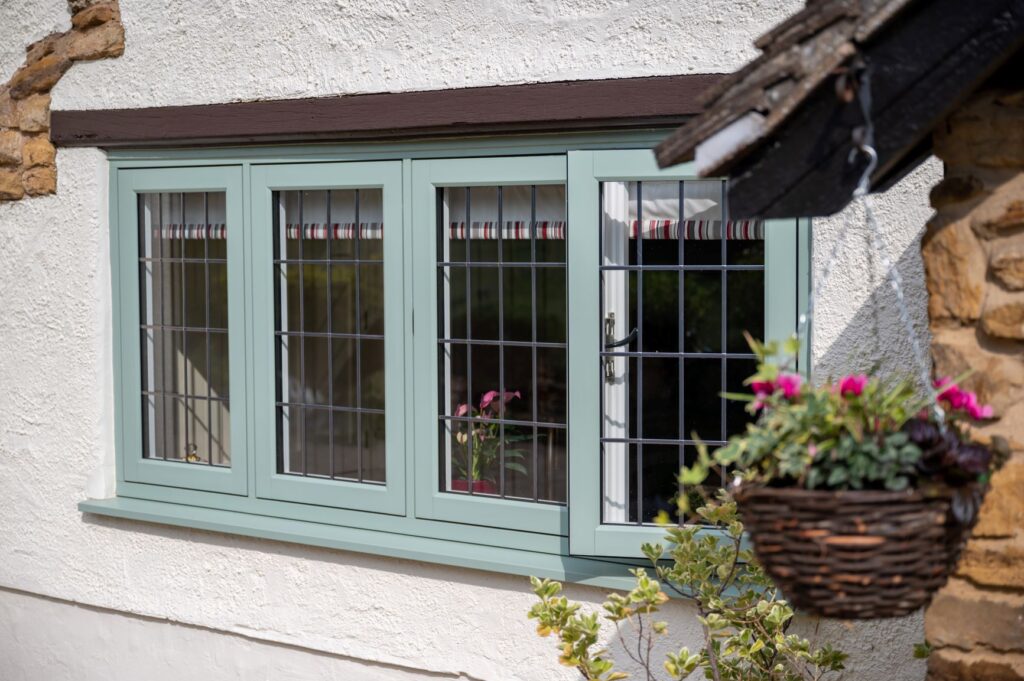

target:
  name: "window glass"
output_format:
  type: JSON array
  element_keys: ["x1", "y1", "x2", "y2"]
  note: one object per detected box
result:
[
  {"x1": 139, "y1": 191, "x2": 230, "y2": 466},
  {"x1": 599, "y1": 180, "x2": 765, "y2": 524},
  {"x1": 274, "y1": 188, "x2": 386, "y2": 483},
  {"x1": 437, "y1": 185, "x2": 568, "y2": 503}
]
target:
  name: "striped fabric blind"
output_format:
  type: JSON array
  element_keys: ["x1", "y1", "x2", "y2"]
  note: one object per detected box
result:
[{"x1": 284, "y1": 223, "x2": 383, "y2": 240}]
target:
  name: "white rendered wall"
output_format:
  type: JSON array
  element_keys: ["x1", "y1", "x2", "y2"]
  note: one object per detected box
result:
[{"x1": 0, "y1": 1, "x2": 934, "y2": 679}]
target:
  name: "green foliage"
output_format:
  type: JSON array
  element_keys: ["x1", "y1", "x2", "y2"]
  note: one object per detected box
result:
[
  {"x1": 528, "y1": 577, "x2": 630, "y2": 680},
  {"x1": 710, "y1": 335, "x2": 932, "y2": 492},
  {"x1": 529, "y1": 493, "x2": 847, "y2": 681},
  {"x1": 703, "y1": 335, "x2": 1007, "y2": 498}
]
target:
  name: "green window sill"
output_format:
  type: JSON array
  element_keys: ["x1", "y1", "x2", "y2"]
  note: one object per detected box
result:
[{"x1": 79, "y1": 497, "x2": 644, "y2": 591}]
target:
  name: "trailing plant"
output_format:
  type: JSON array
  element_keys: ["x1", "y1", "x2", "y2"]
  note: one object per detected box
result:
[
  {"x1": 528, "y1": 493, "x2": 847, "y2": 681},
  {"x1": 697, "y1": 335, "x2": 1008, "y2": 520}
]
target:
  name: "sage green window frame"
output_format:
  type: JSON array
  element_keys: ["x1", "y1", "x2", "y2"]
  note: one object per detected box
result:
[
  {"x1": 97, "y1": 134, "x2": 809, "y2": 584},
  {"x1": 411, "y1": 155, "x2": 568, "y2": 535},
  {"x1": 114, "y1": 165, "x2": 250, "y2": 495},
  {"x1": 565, "y1": 149, "x2": 809, "y2": 557},
  {"x1": 249, "y1": 161, "x2": 407, "y2": 515}
]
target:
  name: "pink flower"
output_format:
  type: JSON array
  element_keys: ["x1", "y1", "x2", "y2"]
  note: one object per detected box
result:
[
  {"x1": 934, "y1": 378, "x2": 993, "y2": 421},
  {"x1": 962, "y1": 390, "x2": 994, "y2": 420},
  {"x1": 969, "y1": 402, "x2": 994, "y2": 420},
  {"x1": 479, "y1": 391, "x2": 499, "y2": 410},
  {"x1": 479, "y1": 389, "x2": 521, "y2": 412},
  {"x1": 454, "y1": 403, "x2": 470, "y2": 417},
  {"x1": 750, "y1": 379, "x2": 776, "y2": 411},
  {"x1": 935, "y1": 377, "x2": 968, "y2": 409},
  {"x1": 838, "y1": 374, "x2": 868, "y2": 397},
  {"x1": 776, "y1": 373, "x2": 803, "y2": 399}
]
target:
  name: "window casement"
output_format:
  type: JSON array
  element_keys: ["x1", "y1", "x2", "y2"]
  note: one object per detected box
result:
[
  {"x1": 98, "y1": 139, "x2": 807, "y2": 583},
  {"x1": 249, "y1": 162, "x2": 406, "y2": 515},
  {"x1": 116, "y1": 166, "x2": 249, "y2": 495},
  {"x1": 411, "y1": 156, "x2": 569, "y2": 536},
  {"x1": 566, "y1": 150, "x2": 806, "y2": 557}
]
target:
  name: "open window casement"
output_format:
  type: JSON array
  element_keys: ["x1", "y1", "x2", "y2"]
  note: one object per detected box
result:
[
  {"x1": 600, "y1": 179, "x2": 768, "y2": 524},
  {"x1": 568, "y1": 149, "x2": 806, "y2": 557}
]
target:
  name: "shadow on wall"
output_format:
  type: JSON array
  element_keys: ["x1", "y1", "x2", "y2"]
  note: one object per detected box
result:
[{"x1": 813, "y1": 226, "x2": 932, "y2": 385}]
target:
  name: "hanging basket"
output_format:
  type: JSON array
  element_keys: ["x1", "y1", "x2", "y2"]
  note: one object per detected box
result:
[{"x1": 733, "y1": 485, "x2": 974, "y2": 619}]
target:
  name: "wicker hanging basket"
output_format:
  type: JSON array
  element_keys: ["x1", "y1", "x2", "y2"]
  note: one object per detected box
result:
[{"x1": 733, "y1": 485, "x2": 974, "y2": 619}]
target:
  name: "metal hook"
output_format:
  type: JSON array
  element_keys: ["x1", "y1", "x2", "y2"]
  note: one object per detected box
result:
[
  {"x1": 845, "y1": 62, "x2": 878, "y2": 198},
  {"x1": 853, "y1": 143, "x2": 878, "y2": 198}
]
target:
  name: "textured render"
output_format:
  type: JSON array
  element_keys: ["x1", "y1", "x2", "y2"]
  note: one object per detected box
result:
[
  {"x1": 50, "y1": 0, "x2": 803, "y2": 110},
  {"x1": 0, "y1": 0, "x2": 932, "y2": 679},
  {"x1": 0, "y1": 588, "x2": 460, "y2": 681},
  {"x1": 812, "y1": 158, "x2": 942, "y2": 381}
]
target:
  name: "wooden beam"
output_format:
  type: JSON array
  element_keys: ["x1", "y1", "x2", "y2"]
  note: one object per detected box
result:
[
  {"x1": 725, "y1": 0, "x2": 1024, "y2": 218},
  {"x1": 51, "y1": 74, "x2": 723, "y2": 148}
]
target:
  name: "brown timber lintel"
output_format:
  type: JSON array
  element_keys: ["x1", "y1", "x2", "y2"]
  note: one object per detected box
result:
[{"x1": 50, "y1": 74, "x2": 724, "y2": 148}]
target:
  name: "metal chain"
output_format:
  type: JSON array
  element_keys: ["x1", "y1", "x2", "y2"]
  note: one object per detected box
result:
[
  {"x1": 793, "y1": 65, "x2": 943, "y2": 418},
  {"x1": 856, "y1": 153, "x2": 945, "y2": 420},
  {"x1": 794, "y1": 193, "x2": 856, "y2": 361}
]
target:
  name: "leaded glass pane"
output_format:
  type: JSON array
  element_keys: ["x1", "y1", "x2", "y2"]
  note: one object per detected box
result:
[
  {"x1": 138, "y1": 191, "x2": 230, "y2": 466},
  {"x1": 600, "y1": 180, "x2": 765, "y2": 525},
  {"x1": 437, "y1": 184, "x2": 568, "y2": 503},
  {"x1": 273, "y1": 188, "x2": 386, "y2": 484}
]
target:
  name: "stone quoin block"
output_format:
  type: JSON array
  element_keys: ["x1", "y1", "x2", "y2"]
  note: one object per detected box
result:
[
  {"x1": 8, "y1": 54, "x2": 72, "y2": 99},
  {"x1": 992, "y1": 240, "x2": 1024, "y2": 290},
  {"x1": 0, "y1": 168, "x2": 24, "y2": 201},
  {"x1": 930, "y1": 174, "x2": 985, "y2": 209},
  {"x1": 925, "y1": 578, "x2": 1024, "y2": 653},
  {"x1": 23, "y1": 165, "x2": 57, "y2": 196},
  {"x1": 982, "y1": 294, "x2": 1024, "y2": 340},
  {"x1": 0, "y1": 130, "x2": 23, "y2": 166},
  {"x1": 922, "y1": 218, "x2": 988, "y2": 322},
  {"x1": 22, "y1": 136, "x2": 56, "y2": 169},
  {"x1": 927, "y1": 647, "x2": 1024, "y2": 681},
  {"x1": 0, "y1": 0, "x2": 123, "y2": 203}
]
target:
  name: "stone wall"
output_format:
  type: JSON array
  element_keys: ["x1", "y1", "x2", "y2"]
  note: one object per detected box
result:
[
  {"x1": 0, "y1": 0, "x2": 123, "y2": 201},
  {"x1": 922, "y1": 88, "x2": 1024, "y2": 680}
]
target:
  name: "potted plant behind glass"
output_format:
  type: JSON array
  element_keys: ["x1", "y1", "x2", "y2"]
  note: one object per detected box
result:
[
  {"x1": 450, "y1": 389, "x2": 530, "y2": 494},
  {"x1": 686, "y1": 335, "x2": 1009, "y2": 620}
]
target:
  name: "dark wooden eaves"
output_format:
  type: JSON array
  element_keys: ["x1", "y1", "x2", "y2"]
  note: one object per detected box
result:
[
  {"x1": 654, "y1": 0, "x2": 917, "y2": 175},
  {"x1": 51, "y1": 74, "x2": 723, "y2": 148},
  {"x1": 712, "y1": 0, "x2": 1024, "y2": 218}
]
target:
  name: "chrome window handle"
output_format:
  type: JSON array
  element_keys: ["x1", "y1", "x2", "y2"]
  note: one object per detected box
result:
[{"x1": 605, "y1": 327, "x2": 637, "y2": 349}]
